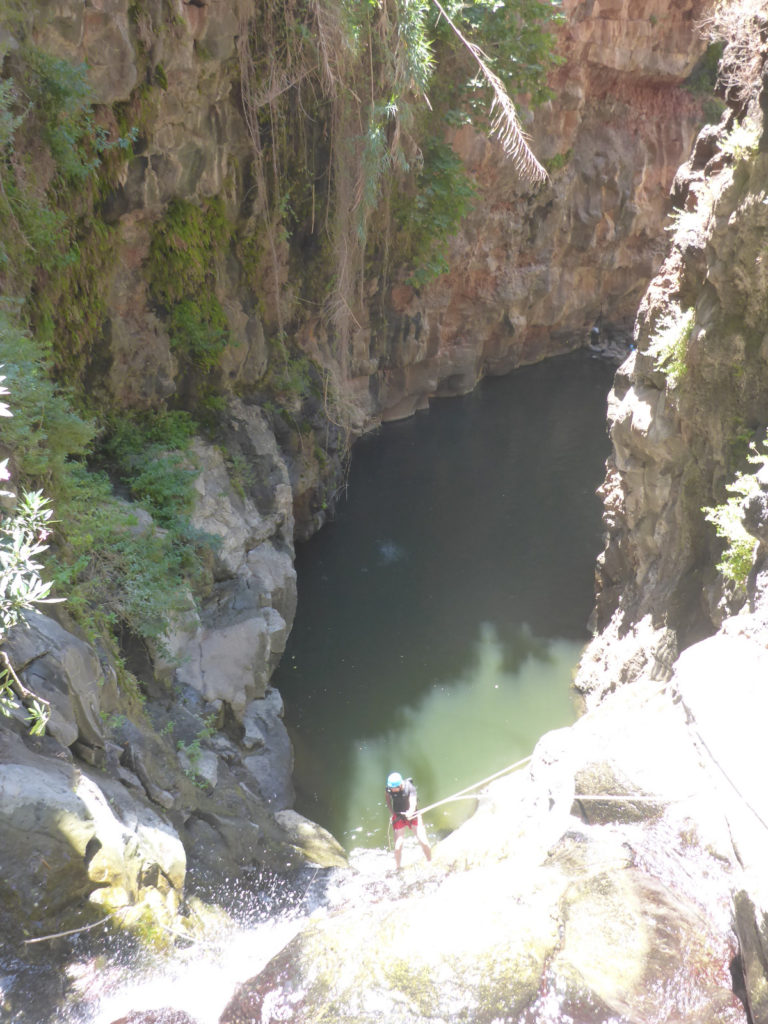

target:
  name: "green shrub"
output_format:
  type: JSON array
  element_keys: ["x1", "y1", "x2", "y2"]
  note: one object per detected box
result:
[
  {"x1": 99, "y1": 410, "x2": 199, "y2": 526},
  {"x1": 647, "y1": 307, "x2": 695, "y2": 387},
  {"x1": 394, "y1": 138, "x2": 476, "y2": 287},
  {"x1": 168, "y1": 297, "x2": 229, "y2": 371},
  {"x1": 702, "y1": 437, "x2": 768, "y2": 586},
  {"x1": 685, "y1": 41, "x2": 724, "y2": 96},
  {"x1": 51, "y1": 464, "x2": 199, "y2": 647},
  {"x1": 0, "y1": 46, "x2": 134, "y2": 367},
  {"x1": 265, "y1": 332, "x2": 316, "y2": 398},
  {"x1": 0, "y1": 312, "x2": 207, "y2": 653},
  {"x1": 721, "y1": 116, "x2": 760, "y2": 162},
  {"x1": 0, "y1": 308, "x2": 95, "y2": 485},
  {"x1": 147, "y1": 197, "x2": 229, "y2": 306},
  {"x1": 146, "y1": 197, "x2": 232, "y2": 375}
]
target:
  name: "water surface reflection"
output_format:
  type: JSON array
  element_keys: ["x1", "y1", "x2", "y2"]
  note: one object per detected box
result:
[
  {"x1": 275, "y1": 351, "x2": 615, "y2": 845},
  {"x1": 341, "y1": 623, "x2": 580, "y2": 846}
]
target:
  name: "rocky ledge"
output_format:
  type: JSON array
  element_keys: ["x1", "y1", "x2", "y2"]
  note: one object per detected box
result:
[{"x1": 206, "y1": 626, "x2": 764, "y2": 1024}]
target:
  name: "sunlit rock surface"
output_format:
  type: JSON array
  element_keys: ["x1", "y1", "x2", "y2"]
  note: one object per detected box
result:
[
  {"x1": 220, "y1": 633, "x2": 757, "y2": 1024},
  {"x1": 0, "y1": 726, "x2": 185, "y2": 942},
  {"x1": 0, "y1": 614, "x2": 340, "y2": 951},
  {"x1": 576, "y1": 91, "x2": 768, "y2": 705}
]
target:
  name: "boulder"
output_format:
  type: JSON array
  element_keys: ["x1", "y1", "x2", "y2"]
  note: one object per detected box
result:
[
  {"x1": 0, "y1": 727, "x2": 185, "y2": 941},
  {"x1": 3, "y1": 612, "x2": 105, "y2": 750},
  {"x1": 172, "y1": 607, "x2": 290, "y2": 718},
  {"x1": 167, "y1": 406, "x2": 297, "y2": 720},
  {"x1": 242, "y1": 689, "x2": 294, "y2": 809},
  {"x1": 273, "y1": 809, "x2": 348, "y2": 869}
]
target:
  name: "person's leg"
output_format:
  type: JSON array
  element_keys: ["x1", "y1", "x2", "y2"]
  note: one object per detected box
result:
[
  {"x1": 415, "y1": 816, "x2": 431, "y2": 861},
  {"x1": 394, "y1": 828, "x2": 405, "y2": 869}
]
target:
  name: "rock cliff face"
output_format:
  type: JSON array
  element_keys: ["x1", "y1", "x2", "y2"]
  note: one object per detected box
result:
[
  {"x1": 575, "y1": 20, "x2": 768, "y2": 705},
  {"x1": 215, "y1": 62, "x2": 768, "y2": 1014},
  {"x1": 385, "y1": 0, "x2": 711, "y2": 418},
  {"x1": 11, "y1": 0, "x2": 710, "y2": 440},
  {"x1": 0, "y1": 0, "x2": 718, "y2": 992}
]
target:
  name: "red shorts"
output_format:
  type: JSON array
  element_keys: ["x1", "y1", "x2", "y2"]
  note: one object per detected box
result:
[{"x1": 392, "y1": 814, "x2": 420, "y2": 831}]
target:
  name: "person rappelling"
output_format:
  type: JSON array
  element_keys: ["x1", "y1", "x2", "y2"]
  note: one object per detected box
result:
[{"x1": 385, "y1": 771, "x2": 432, "y2": 870}]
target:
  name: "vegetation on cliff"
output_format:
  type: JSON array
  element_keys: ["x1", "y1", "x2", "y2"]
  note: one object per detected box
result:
[
  {"x1": 657, "y1": 1, "x2": 768, "y2": 601},
  {"x1": 0, "y1": 0, "x2": 563, "y2": 690}
]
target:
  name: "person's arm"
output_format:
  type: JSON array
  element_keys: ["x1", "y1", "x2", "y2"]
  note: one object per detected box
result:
[{"x1": 406, "y1": 788, "x2": 418, "y2": 819}]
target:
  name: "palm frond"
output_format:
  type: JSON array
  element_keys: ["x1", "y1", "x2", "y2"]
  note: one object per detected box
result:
[{"x1": 431, "y1": 0, "x2": 548, "y2": 184}]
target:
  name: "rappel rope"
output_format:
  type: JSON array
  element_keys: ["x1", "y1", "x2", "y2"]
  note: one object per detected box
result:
[
  {"x1": 415, "y1": 753, "x2": 534, "y2": 818},
  {"x1": 388, "y1": 750, "x2": 704, "y2": 852},
  {"x1": 387, "y1": 753, "x2": 535, "y2": 850}
]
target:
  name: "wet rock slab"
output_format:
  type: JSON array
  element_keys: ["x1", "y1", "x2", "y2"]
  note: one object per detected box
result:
[{"x1": 218, "y1": 651, "x2": 750, "y2": 1024}]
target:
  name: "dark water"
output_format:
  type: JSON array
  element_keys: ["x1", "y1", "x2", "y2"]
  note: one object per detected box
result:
[{"x1": 273, "y1": 350, "x2": 615, "y2": 849}]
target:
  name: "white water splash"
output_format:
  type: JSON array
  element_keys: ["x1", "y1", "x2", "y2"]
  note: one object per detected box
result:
[{"x1": 63, "y1": 914, "x2": 307, "y2": 1024}]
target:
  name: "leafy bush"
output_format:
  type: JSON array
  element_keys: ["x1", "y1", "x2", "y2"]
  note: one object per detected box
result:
[
  {"x1": 721, "y1": 116, "x2": 760, "y2": 162},
  {"x1": 168, "y1": 297, "x2": 230, "y2": 371},
  {"x1": 0, "y1": 486, "x2": 58, "y2": 639},
  {"x1": 685, "y1": 41, "x2": 724, "y2": 97},
  {"x1": 100, "y1": 410, "x2": 200, "y2": 527},
  {"x1": 0, "y1": 308, "x2": 95, "y2": 485},
  {"x1": 0, "y1": 312, "x2": 206, "y2": 656},
  {"x1": 395, "y1": 137, "x2": 476, "y2": 287},
  {"x1": 1, "y1": 45, "x2": 134, "y2": 371},
  {"x1": 647, "y1": 307, "x2": 695, "y2": 387},
  {"x1": 702, "y1": 437, "x2": 768, "y2": 586},
  {"x1": 433, "y1": 0, "x2": 564, "y2": 108},
  {"x1": 50, "y1": 464, "x2": 199, "y2": 647},
  {"x1": 265, "y1": 333, "x2": 317, "y2": 398},
  {"x1": 147, "y1": 197, "x2": 232, "y2": 374},
  {"x1": 0, "y1": 368, "x2": 60, "y2": 733}
]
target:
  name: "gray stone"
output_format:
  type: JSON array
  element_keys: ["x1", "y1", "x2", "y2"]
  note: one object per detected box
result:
[
  {"x1": 3, "y1": 612, "x2": 105, "y2": 749},
  {"x1": 0, "y1": 727, "x2": 185, "y2": 938},
  {"x1": 273, "y1": 809, "x2": 348, "y2": 869},
  {"x1": 242, "y1": 689, "x2": 293, "y2": 809}
]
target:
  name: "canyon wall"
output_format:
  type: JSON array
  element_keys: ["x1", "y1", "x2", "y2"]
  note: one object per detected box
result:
[
  {"x1": 575, "y1": 16, "x2": 768, "y2": 706},
  {"x1": 0, "y1": 0, "x2": 716, "y2": 964},
  {"x1": 11, "y1": 1, "x2": 711, "y2": 441},
  {"x1": 383, "y1": 0, "x2": 712, "y2": 417}
]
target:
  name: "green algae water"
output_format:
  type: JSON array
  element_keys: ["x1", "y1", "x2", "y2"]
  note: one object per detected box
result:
[{"x1": 273, "y1": 350, "x2": 615, "y2": 849}]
